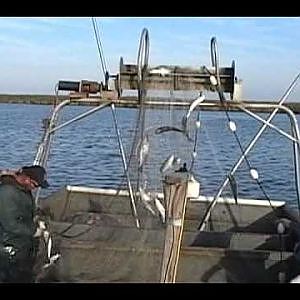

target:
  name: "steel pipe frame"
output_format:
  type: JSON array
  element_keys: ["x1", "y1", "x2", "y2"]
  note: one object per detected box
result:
[
  {"x1": 198, "y1": 74, "x2": 300, "y2": 231},
  {"x1": 33, "y1": 99, "x2": 110, "y2": 206},
  {"x1": 136, "y1": 28, "x2": 150, "y2": 194},
  {"x1": 236, "y1": 103, "x2": 300, "y2": 143},
  {"x1": 198, "y1": 37, "x2": 300, "y2": 231},
  {"x1": 49, "y1": 102, "x2": 110, "y2": 135},
  {"x1": 111, "y1": 104, "x2": 140, "y2": 229}
]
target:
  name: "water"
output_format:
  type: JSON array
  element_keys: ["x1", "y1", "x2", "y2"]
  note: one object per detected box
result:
[{"x1": 0, "y1": 103, "x2": 298, "y2": 207}]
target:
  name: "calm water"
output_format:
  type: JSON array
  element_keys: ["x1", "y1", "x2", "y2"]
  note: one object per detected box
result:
[{"x1": 0, "y1": 103, "x2": 298, "y2": 207}]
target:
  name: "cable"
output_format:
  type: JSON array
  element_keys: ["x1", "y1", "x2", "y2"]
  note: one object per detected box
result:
[
  {"x1": 208, "y1": 39, "x2": 276, "y2": 212},
  {"x1": 222, "y1": 96, "x2": 278, "y2": 213},
  {"x1": 53, "y1": 214, "x2": 93, "y2": 239},
  {"x1": 57, "y1": 226, "x2": 92, "y2": 239},
  {"x1": 54, "y1": 214, "x2": 82, "y2": 235},
  {"x1": 91, "y1": 17, "x2": 108, "y2": 80},
  {"x1": 93, "y1": 18, "x2": 108, "y2": 73}
]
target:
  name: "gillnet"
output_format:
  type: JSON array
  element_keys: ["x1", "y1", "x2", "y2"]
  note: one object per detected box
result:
[
  {"x1": 97, "y1": 29, "x2": 205, "y2": 282},
  {"x1": 42, "y1": 30, "x2": 237, "y2": 283},
  {"x1": 35, "y1": 29, "x2": 300, "y2": 283}
]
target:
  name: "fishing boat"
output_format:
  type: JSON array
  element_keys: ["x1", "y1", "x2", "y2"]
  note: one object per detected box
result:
[{"x1": 30, "y1": 25, "x2": 300, "y2": 283}]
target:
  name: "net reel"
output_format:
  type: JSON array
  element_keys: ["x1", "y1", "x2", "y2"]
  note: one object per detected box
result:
[{"x1": 114, "y1": 56, "x2": 237, "y2": 99}]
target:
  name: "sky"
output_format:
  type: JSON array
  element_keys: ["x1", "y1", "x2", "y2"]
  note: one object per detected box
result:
[{"x1": 0, "y1": 17, "x2": 300, "y2": 101}]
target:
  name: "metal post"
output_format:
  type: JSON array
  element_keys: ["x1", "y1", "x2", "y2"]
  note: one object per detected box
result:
[
  {"x1": 49, "y1": 102, "x2": 110, "y2": 134},
  {"x1": 111, "y1": 103, "x2": 140, "y2": 229},
  {"x1": 239, "y1": 106, "x2": 299, "y2": 143},
  {"x1": 160, "y1": 174, "x2": 189, "y2": 283}
]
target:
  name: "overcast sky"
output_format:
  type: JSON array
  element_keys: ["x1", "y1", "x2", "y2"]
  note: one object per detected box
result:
[{"x1": 0, "y1": 17, "x2": 300, "y2": 101}]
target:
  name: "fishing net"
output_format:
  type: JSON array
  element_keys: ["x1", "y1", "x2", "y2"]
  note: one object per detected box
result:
[
  {"x1": 36, "y1": 31, "x2": 300, "y2": 283},
  {"x1": 36, "y1": 28, "x2": 206, "y2": 282}
]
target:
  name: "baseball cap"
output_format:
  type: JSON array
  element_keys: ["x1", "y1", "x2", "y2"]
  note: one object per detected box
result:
[{"x1": 20, "y1": 165, "x2": 49, "y2": 188}]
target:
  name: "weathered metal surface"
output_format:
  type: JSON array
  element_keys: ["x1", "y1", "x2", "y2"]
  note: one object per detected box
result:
[{"x1": 117, "y1": 64, "x2": 235, "y2": 93}]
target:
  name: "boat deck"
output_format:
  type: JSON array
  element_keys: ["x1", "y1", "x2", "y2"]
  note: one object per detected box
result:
[{"x1": 37, "y1": 185, "x2": 300, "y2": 283}]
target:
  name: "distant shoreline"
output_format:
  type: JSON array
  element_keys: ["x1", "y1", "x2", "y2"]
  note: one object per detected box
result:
[
  {"x1": 1, "y1": 94, "x2": 300, "y2": 114},
  {"x1": 0, "y1": 94, "x2": 68, "y2": 105}
]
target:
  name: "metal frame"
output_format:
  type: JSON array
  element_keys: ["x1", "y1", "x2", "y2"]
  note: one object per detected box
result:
[
  {"x1": 111, "y1": 104, "x2": 140, "y2": 228},
  {"x1": 197, "y1": 100, "x2": 300, "y2": 231},
  {"x1": 33, "y1": 99, "x2": 109, "y2": 205},
  {"x1": 32, "y1": 97, "x2": 300, "y2": 214},
  {"x1": 33, "y1": 98, "x2": 142, "y2": 229},
  {"x1": 197, "y1": 36, "x2": 300, "y2": 231}
]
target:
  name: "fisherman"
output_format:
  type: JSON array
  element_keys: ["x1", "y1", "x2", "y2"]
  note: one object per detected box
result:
[{"x1": 0, "y1": 165, "x2": 49, "y2": 283}]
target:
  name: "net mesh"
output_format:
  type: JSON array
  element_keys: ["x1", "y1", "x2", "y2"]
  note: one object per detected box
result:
[
  {"x1": 39, "y1": 73, "x2": 206, "y2": 282},
  {"x1": 34, "y1": 34, "x2": 300, "y2": 283}
]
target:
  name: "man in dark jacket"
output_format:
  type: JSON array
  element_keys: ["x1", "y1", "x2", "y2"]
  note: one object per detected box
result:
[{"x1": 0, "y1": 165, "x2": 49, "y2": 283}]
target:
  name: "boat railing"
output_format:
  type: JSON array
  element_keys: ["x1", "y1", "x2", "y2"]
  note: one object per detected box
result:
[
  {"x1": 32, "y1": 98, "x2": 300, "y2": 211},
  {"x1": 33, "y1": 98, "x2": 111, "y2": 205}
]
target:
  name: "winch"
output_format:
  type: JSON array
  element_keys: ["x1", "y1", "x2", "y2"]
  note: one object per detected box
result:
[{"x1": 56, "y1": 43, "x2": 241, "y2": 101}]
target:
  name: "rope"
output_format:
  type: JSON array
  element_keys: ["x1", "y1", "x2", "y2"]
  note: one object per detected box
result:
[
  {"x1": 210, "y1": 38, "x2": 277, "y2": 211},
  {"x1": 52, "y1": 213, "x2": 93, "y2": 239},
  {"x1": 222, "y1": 93, "x2": 277, "y2": 213},
  {"x1": 223, "y1": 106, "x2": 277, "y2": 209}
]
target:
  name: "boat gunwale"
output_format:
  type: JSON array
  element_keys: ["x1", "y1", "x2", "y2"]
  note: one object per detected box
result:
[{"x1": 64, "y1": 185, "x2": 286, "y2": 208}]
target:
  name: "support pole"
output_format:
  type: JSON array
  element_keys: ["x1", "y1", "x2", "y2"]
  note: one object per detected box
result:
[
  {"x1": 160, "y1": 173, "x2": 189, "y2": 283},
  {"x1": 111, "y1": 104, "x2": 140, "y2": 229}
]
